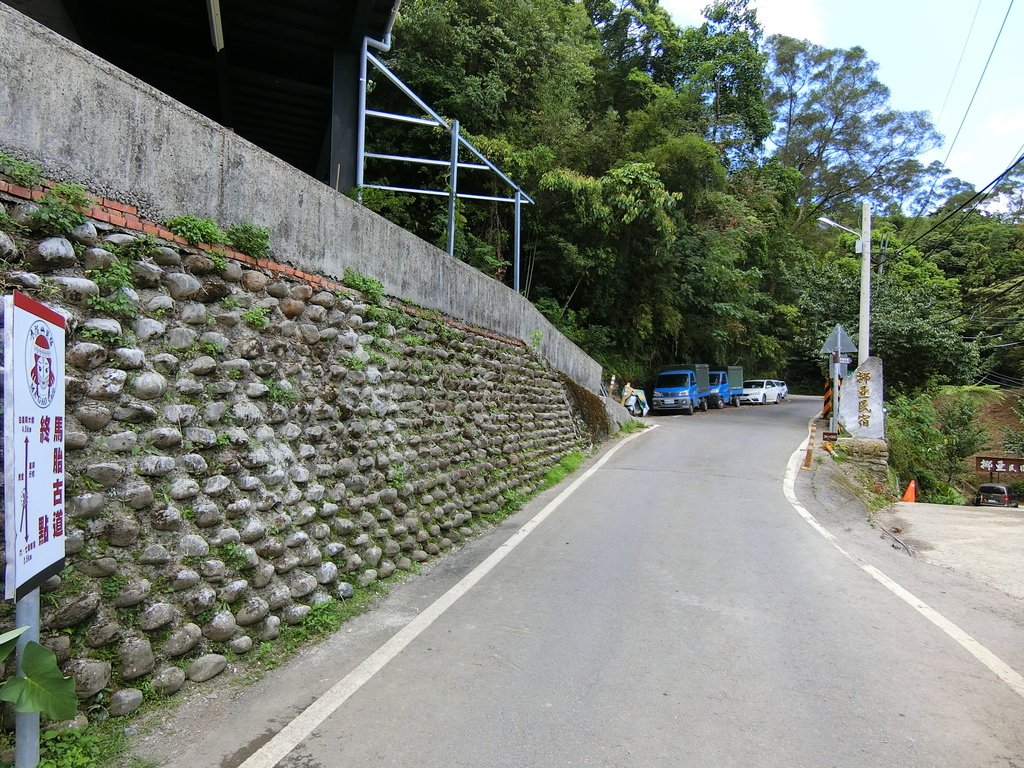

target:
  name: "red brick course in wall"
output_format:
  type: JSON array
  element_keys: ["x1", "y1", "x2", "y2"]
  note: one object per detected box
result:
[
  {"x1": 0, "y1": 176, "x2": 345, "y2": 291},
  {"x1": 0, "y1": 177, "x2": 523, "y2": 347}
]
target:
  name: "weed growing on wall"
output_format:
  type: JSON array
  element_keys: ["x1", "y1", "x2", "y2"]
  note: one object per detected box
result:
[
  {"x1": 0, "y1": 207, "x2": 30, "y2": 236},
  {"x1": 343, "y1": 268, "x2": 384, "y2": 304},
  {"x1": 433, "y1": 320, "x2": 462, "y2": 341},
  {"x1": 100, "y1": 573, "x2": 129, "y2": 598},
  {"x1": 78, "y1": 325, "x2": 122, "y2": 345},
  {"x1": 116, "y1": 232, "x2": 159, "y2": 261},
  {"x1": 0, "y1": 151, "x2": 42, "y2": 188},
  {"x1": 226, "y1": 221, "x2": 271, "y2": 259},
  {"x1": 363, "y1": 304, "x2": 387, "y2": 322},
  {"x1": 242, "y1": 305, "x2": 270, "y2": 329},
  {"x1": 218, "y1": 541, "x2": 252, "y2": 571},
  {"x1": 264, "y1": 379, "x2": 297, "y2": 405},
  {"x1": 207, "y1": 248, "x2": 228, "y2": 271},
  {"x1": 38, "y1": 727, "x2": 104, "y2": 768},
  {"x1": 87, "y1": 257, "x2": 136, "y2": 317},
  {"x1": 29, "y1": 183, "x2": 91, "y2": 236},
  {"x1": 339, "y1": 355, "x2": 367, "y2": 371},
  {"x1": 164, "y1": 215, "x2": 225, "y2": 246},
  {"x1": 538, "y1": 450, "x2": 586, "y2": 489}
]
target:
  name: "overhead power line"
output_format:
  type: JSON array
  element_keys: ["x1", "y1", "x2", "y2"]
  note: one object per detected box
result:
[
  {"x1": 937, "y1": 0, "x2": 1015, "y2": 177},
  {"x1": 934, "y1": 0, "x2": 983, "y2": 127},
  {"x1": 910, "y1": 0, "x2": 1014, "y2": 220},
  {"x1": 901, "y1": 151, "x2": 1024, "y2": 252}
]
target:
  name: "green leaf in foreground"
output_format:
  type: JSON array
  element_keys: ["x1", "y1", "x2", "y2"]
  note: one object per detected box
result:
[
  {"x1": 0, "y1": 641, "x2": 77, "y2": 720},
  {"x1": 0, "y1": 626, "x2": 28, "y2": 663}
]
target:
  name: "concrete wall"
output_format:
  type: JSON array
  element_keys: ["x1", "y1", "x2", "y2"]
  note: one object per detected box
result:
[{"x1": 0, "y1": 4, "x2": 602, "y2": 392}]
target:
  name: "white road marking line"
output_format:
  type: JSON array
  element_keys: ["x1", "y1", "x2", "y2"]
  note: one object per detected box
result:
[
  {"x1": 239, "y1": 426, "x2": 657, "y2": 768},
  {"x1": 785, "y1": 438, "x2": 1024, "y2": 701}
]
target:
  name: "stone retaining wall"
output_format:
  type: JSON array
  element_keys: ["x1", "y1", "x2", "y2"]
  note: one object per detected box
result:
[{"x1": 0, "y1": 192, "x2": 598, "y2": 722}]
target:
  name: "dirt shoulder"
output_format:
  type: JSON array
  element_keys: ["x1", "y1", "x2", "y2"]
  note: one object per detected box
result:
[
  {"x1": 803, "y1": 442, "x2": 1024, "y2": 602},
  {"x1": 871, "y1": 501, "x2": 1024, "y2": 601}
]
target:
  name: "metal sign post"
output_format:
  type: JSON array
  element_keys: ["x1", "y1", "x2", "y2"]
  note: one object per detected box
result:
[
  {"x1": 3, "y1": 292, "x2": 67, "y2": 767},
  {"x1": 819, "y1": 324, "x2": 857, "y2": 434}
]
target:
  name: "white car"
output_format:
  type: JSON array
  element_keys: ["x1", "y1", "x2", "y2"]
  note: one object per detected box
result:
[
  {"x1": 740, "y1": 379, "x2": 784, "y2": 405},
  {"x1": 770, "y1": 379, "x2": 789, "y2": 399}
]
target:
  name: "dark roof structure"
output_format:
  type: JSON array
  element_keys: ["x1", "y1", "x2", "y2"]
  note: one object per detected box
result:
[{"x1": 11, "y1": 0, "x2": 400, "y2": 186}]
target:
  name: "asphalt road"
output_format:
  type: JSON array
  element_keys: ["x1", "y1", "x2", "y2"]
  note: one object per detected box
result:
[{"x1": 128, "y1": 395, "x2": 1024, "y2": 768}]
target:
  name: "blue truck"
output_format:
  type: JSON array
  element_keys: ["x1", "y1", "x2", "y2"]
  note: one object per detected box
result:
[
  {"x1": 708, "y1": 366, "x2": 744, "y2": 408},
  {"x1": 650, "y1": 363, "x2": 711, "y2": 415}
]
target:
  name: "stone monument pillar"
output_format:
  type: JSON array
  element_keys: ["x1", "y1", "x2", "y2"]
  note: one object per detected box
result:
[{"x1": 838, "y1": 356, "x2": 884, "y2": 440}]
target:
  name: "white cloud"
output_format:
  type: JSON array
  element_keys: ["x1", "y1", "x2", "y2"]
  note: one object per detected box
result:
[
  {"x1": 984, "y1": 108, "x2": 1024, "y2": 140},
  {"x1": 658, "y1": 0, "x2": 705, "y2": 30},
  {"x1": 753, "y1": 0, "x2": 826, "y2": 42},
  {"x1": 660, "y1": 0, "x2": 827, "y2": 42}
]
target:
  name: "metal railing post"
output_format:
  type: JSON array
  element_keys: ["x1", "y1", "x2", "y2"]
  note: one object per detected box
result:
[
  {"x1": 514, "y1": 189, "x2": 522, "y2": 293},
  {"x1": 356, "y1": 38, "x2": 369, "y2": 201},
  {"x1": 447, "y1": 119, "x2": 459, "y2": 256}
]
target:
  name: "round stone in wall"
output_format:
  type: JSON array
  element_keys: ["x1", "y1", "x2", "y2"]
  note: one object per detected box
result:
[
  {"x1": 235, "y1": 597, "x2": 270, "y2": 627},
  {"x1": 67, "y1": 343, "x2": 108, "y2": 371},
  {"x1": 241, "y1": 270, "x2": 270, "y2": 292},
  {"x1": 45, "y1": 592, "x2": 101, "y2": 630},
  {"x1": 152, "y1": 246, "x2": 182, "y2": 266},
  {"x1": 162, "y1": 623, "x2": 202, "y2": 657},
  {"x1": 66, "y1": 659, "x2": 111, "y2": 699},
  {"x1": 0, "y1": 230, "x2": 17, "y2": 259},
  {"x1": 113, "y1": 347, "x2": 146, "y2": 369},
  {"x1": 27, "y1": 237, "x2": 76, "y2": 271},
  {"x1": 131, "y1": 372, "x2": 168, "y2": 400},
  {"x1": 260, "y1": 615, "x2": 281, "y2": 641},
  {"x1": 138, "y1": 603, "x2": 177, "y2": 632},
  {"x1": 103, "y1": 513, "x2": 140, "y2": 547},
  {"x1": 84, "y1": 617, "x2": 121, "y2": 648},
  {"x1": 111, "y1": 578, "x2": 150, "y2": 607},
  {"x1": 163, "y1": 272, "x2": 202, "y2": 300},
  {"x1": 187, "y1": 654, "x2": 227, "y2": 683},
  {"x1": 74, "y1": 557, "x2": 118, "y2": 578},
  {"x1": 152, "y1": 667, "x2": 187, "y2": 696},
  {"x1": 228, "y1": 635, "x2": 253, "y2": 654},
  {"x1": 118, "y1": 636, "x2": 155, "y2": 681},
  {"x1": 202, "y1": 612, "x2": 238, "y2": 642},
  {"x1": 108, "y1": 688, "x2": 144, "y2": 717}
]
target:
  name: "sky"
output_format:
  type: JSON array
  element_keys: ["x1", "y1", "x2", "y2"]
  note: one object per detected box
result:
[{"x1": 661, "y1": 0, "x2": 1024, "y2": 193}]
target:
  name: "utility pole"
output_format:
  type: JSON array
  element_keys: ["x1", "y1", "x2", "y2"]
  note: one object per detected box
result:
[{"x1": 858, "y1": 201, "x2": 872, "y2": 366}]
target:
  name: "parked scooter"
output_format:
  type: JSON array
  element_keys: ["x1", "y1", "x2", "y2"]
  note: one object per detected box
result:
[{"x1": 621, "y1": 382, "x2": 649, "y2": 417}]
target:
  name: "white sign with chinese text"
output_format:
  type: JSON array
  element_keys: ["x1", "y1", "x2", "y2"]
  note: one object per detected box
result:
[
  {"x1": 4, "y1": 292, "x2": 66, "y2": 600},
  {"x1": 976, "y1": 457, "x2": 1023, "y2": 475},
  {"x1": 838, "y1": 356, "x2": 884, "y2": 440}
]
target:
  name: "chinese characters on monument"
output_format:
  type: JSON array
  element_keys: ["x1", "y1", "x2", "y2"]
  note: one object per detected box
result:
[
  {"x1": 838, "y1": 356, "x2": 884, "y2": 440},
  {"x1": 4, "y1": 291, "x2": 66, "y2": 600}
]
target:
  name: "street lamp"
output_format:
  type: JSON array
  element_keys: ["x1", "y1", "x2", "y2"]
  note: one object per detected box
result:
[{"x1": 817, "y1": 202, "x2": 873, "y2": 366}]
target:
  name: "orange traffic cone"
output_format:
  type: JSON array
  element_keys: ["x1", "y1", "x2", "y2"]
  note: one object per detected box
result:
[{"x1": 901, "y1": 480, "x2": 916, "y2": 503}]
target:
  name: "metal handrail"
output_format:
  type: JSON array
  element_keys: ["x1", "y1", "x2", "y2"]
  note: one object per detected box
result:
[{"x1": 358, "y1": 39, "x2": 532, "y2": 291}]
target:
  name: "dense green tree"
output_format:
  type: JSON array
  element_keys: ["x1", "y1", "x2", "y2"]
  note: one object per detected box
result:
[
  {"x1": 677, "y1": 0, "x2": 773, "y2": 163},
  {"x1": 789, "y1": 239, "x2": 979, "y2": 393},
  {"x1": 764, "y1": 35, "x2": 943, "y2": 228},
  {"x1": 585, "y1": 0, "x2": 689, "y2": 102}
]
